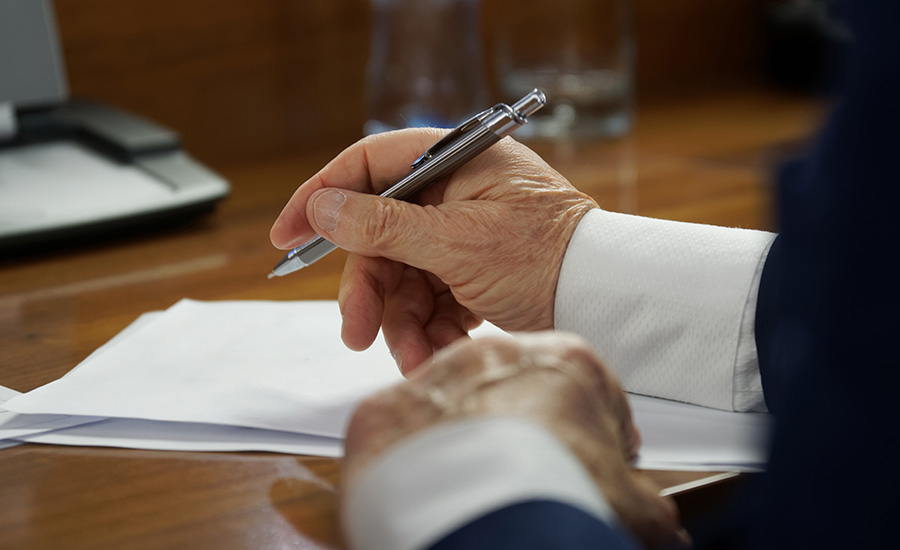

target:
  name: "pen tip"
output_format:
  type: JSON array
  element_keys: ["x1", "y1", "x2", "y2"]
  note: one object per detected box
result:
[{"x1": 267, "y1": 272, "x2": 276, "y2": 280}]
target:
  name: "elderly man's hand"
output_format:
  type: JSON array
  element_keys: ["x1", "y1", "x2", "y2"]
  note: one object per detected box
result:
[
  {"x1": 341, "y1": 332, "x2": 690, "y2": 550},
  {"x1": 270, "y1": 129, "x2": 597, "y2": 373}
]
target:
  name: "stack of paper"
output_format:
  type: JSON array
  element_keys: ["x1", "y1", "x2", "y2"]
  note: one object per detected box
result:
[{"x1": 0, "y1": 299, "x2": 771, "y2": 471}]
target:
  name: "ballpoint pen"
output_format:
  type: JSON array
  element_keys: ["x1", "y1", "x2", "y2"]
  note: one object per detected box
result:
[{"x1": 268, "y1": 88, "x2": 547, "y2": 279}]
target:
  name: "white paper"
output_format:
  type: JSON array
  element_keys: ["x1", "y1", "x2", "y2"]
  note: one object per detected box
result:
[
  {"x1": 0, "y1": 385, "x2": 104, "y2": 444},
  {"x1": 3, "y1": 299, "x2": 770, "y2": 471},
  {"x1": 17, "y1": 418, "x2": 343, "y2": 456},
  {"x1": 5, "y1": 299, "x2": 407, "y2": 438},
  {"x1": 630, "y1": 394, "x2": 770, "y2": 472}
]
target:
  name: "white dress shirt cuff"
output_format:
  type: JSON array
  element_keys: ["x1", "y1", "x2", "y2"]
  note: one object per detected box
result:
[
  {"x1": 555, "y1": 209, "x2": 775, "y2": 411},
  {"x1": 342, "y1": 417, "x2": 620, "y2": 550}
]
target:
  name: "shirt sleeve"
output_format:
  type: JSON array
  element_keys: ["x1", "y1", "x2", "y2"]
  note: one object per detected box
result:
[
  {"x1": 554, "y1": 209, "x2": 774, "y2": 411},
  {"x1": 341, "y1": 417, "x2": 634, "y2": 550}
]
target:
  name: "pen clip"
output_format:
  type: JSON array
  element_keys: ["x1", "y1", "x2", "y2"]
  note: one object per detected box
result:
[{"x1": 410, "y1": 106, "x2": 494, "y2": 169}]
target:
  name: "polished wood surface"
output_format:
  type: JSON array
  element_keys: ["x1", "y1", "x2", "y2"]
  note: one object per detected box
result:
[{"x1": 0, "y1": 88, "x2": 824, "y2": 549}]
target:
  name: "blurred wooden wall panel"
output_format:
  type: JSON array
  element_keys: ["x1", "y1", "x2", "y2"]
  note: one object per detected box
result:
[
  {"x1": 54, "y1": 0, "x2": 371, "y2": 166},
  {"x1": 632, "y1": 0, "x2": 767, "y2": 98},
  {"x1": 53, "y1": 0, "x2": 766, "y2": 166}
]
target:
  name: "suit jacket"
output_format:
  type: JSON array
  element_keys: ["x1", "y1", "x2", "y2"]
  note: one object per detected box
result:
[
  {"x1": 432, "y1": 1, "x2": 900, "y2": 548},
  {"x1": 752, "y1": 1, "x2": 900, "y2": 547}
]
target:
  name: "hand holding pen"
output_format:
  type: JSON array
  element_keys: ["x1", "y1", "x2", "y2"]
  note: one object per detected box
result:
[
  {"x1": 268, "y1": 90, "x2": 546, "y2": 278},
  {"x1": 269, "y1": 90, "x2": 600, "y2": 372}
]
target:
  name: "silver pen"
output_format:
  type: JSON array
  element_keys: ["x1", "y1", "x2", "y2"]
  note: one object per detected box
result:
[{"x1": 268, "y1": 89, "x2": 547, "y2": 279}]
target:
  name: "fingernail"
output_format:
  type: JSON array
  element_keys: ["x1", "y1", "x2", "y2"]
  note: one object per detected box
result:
[
  {"x1": 391, "y1": 349, "x2": 403, "y2": 372},
  {"x1": 313, "y1": 190, "x2": 346, "y2": 233}
]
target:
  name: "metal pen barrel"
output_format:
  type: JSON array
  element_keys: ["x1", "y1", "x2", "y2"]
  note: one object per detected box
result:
[{"x1": 268, "y1": 89, "x2": 547, "y2": 278}]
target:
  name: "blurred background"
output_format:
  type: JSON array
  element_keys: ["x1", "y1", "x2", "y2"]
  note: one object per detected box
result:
[{"x1": 50, "y1": 0, "x2": 826, "y2": 169}]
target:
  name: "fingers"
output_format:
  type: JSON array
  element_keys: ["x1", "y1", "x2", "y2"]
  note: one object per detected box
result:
[
  {"x1": 617, "y1": 387, "x2": 642, "y2": 461},
  {"x1": 338, "y1": 254, "x2": 403, "y2": 351},
  {"x1": 341, "y1": 255, "x2": 478, "y2": 373},
  {"x1": 423, "y1": 293, "x2": 481, "y2": 355},
  {"x1": 619, "y1": 474, "x2": 691, "y2": 550},
  {"x1": 270, "y1": 129, "x2": 444, "y2": 250},
  {"x1": 382, "y1": 267, "x2": 435, "y2": 374},
  {"x1": 389, "y1": 290, "x2": 481, "y2": 375},
  {"x1": 553, "y1": 335, "x2": 642, "y2": 460}
]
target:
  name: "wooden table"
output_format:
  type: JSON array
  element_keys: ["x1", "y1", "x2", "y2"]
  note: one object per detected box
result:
[{"x1": 0, "y1": 88, "x2": 824, "y2": 549}]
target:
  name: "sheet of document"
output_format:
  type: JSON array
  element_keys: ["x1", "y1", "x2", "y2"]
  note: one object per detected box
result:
[
  {"x1": 0, "y1": 385, "x2": 104, "y2": 447},
  {"x1": 631, "y1": 394, "x2": 770, "y2": 471},
  {"x1": 3, "y1": 382, "x2": 343, "y2": 455},
  {"x1": 3, "y1": 299, "x2": 770, "y2": 470},
  {"x1": 5, "y1": 300, "x2": 407, "y2": 438},
  {"x1": 17, "y1": 418, "x2": 344, "y2": 456}
]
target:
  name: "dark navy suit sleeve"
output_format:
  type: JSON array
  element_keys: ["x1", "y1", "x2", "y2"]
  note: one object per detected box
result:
[
  {"x1": 750, "y1": 1, "x2": 900, "y2": 548},
  {"x1": 429, "y1": 500, "x2": 639, "y2": 550},
  {"x1": 753, "y1": 232, "x2": 784, "y2": 413}
]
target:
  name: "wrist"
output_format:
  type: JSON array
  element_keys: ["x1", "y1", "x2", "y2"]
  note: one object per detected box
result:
[{"x1": 341, "y1": 416, "x2": 621, "y2": 550}]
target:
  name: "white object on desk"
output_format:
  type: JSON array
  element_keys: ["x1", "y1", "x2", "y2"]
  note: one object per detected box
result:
[
  {"x1": 2, "y1": 299, "x2": 771, "y2": 470},
  {"x1": 0, "y1": 140, "x2": 227, "y2": 243},
  {"x1": 0, "y1": 142, "x2": 169, "y2": 233},
  {"x1": 0, "y1": 385, "x2": 104, "y2": 449}
]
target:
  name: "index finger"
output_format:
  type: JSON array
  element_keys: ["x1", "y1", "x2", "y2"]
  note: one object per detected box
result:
[{"x1": 270, "y1": 128, "x2": 446, "y2": 249}]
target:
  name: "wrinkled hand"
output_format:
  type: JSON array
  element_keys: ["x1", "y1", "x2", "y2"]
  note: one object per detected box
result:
[
  {"x1": 270, "y1": 129, "x2": 597, "y2": 373},
  {"x1": 342, "y1": 332, "x2": 689, "y2": 550}
]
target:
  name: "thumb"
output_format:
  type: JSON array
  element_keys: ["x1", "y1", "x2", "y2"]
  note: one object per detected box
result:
[{"x1": 307, "y1": 188, "x2": 434, "y2": 265}]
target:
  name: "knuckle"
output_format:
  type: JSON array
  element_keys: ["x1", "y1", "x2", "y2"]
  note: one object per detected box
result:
[
  {"x1": 362, "y1": 200, "x2": 404, "y2": 252},
  {"x1": 464, "y1": 336, "x2": 518, "y2": 364},
  {"x1": 561, "y1": 335, "x2": 606, "y2": 374}
]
